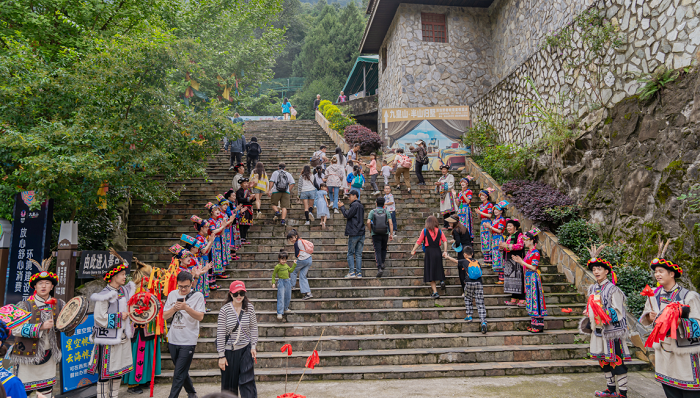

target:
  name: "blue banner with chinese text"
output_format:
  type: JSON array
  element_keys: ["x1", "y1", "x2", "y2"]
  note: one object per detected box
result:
[{"x1": 61, "y1": 314, "x2": 98, "y2": 392}]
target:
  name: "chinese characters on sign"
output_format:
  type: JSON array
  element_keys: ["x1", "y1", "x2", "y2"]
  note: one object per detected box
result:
[
  {"x1": 78, "y1": 251, "x2": 132, "y2": 278},
  {"x1": 5, "y1": 192, "x2": 53, "y2": 305},
  {"x1": 61, "y1": 314, "x2": 98, "y2": 392},
  {"x1": 382, "y1": 106, "x2": 471, "y2": 123}
]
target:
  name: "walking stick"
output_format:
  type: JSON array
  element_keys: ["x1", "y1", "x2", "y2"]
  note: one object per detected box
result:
[{"x1": 293, "y1": 328, "x2": 325, "y2": 394}]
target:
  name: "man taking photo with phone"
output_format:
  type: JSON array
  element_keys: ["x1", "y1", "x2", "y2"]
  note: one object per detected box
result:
[{"x1": 163, "y1": 272, "x2": 205, "y2": 398}]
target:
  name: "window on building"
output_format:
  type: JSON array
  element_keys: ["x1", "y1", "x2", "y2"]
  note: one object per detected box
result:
[
  {"x1": 421, "y1": 13, "x2": 446, "y2": 43},
  {"x1": 381, "y1": 47, "x2": 388, "y2": 71}
]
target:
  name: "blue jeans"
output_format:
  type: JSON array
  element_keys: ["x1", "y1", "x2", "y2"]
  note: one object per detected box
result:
[
  {"x1": 347, "y1": 235, "x2": 365, "y2": 276},
  {"x1": 329, "y1": 186, "x2": 339, "y2": 209},
  {"x1": 390, "y1": 211, "x2": 397, "y2": 232},
  {"x1": 276, "y1": 278, "x2": 292, "y2": 314},
  {"x1": 289, "y1": 256, "x2": 313, "y2": 294}
]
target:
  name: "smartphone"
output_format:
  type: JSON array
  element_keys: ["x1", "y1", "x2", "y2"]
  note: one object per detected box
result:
[{"x1": 177, "y1": 298, "x2": 184, "y2": 302}]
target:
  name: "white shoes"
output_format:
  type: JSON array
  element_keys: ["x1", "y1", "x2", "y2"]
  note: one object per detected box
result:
[
  {"x1": 334, "y1": 209, "x2": 339, "y2": 214},
  {"x1": 277, "y1": 314, "x2": 283, "y2": 320},
  {"x1": 309, "y1": 213, "x2": 315, "y2": 221},
  {"x1": 304, "y1": 221, "x2": 310, "y2": 225},
  {"x1": 372, "y1": 191, "x2": 380, "y2": 196}
]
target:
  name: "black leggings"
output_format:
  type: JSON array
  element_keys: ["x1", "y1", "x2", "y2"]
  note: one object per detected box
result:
[
  {"x1": 221, "y1": 344, "x2": 257, "y2": 398},
  {"x1": 240, "y1": 225, "x2": 250, "y2": 240},
  {"x1": 414, "y1": 161, "x2": 425, "y2": 184}
]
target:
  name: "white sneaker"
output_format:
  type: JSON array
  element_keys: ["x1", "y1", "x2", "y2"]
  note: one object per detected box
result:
[
  {"x1": 285, "y1": 308, "x2": 292, "y2": 313},
  {"x1": 355, "y1": 274, "x2": 362, "y2": 278},
  {"x1": 257, "y1": 211, "x2": 262, "y2": 217},
  {"x1": 334, "y1": 209, "x2": 339, "y2": 214},
  {"x1": 304, "y1": 221, "x2": 310, "y2": 225},
  {"x1": 277, "y1": 314, "x2": 283, "y2": 320},
  {"x1": 373, "y1": 191, "x2": 380, "y2": 196},
  {"x1": 344, "y1": 273, "x2": 356, "y2": 278},
  {"x1": 309, "y1": 212, "x2": 315, "y2": 221}
]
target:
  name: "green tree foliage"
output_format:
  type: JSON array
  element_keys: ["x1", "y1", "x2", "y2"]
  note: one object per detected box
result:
[
  {"x1": 290, "y1": 0, "x2": 366, "y2": 119},
  {"x1": 271, "y1": 0, "x2": 307, "y2": 78},
  {"x1": 0, "y1": 0, "x2": 283, "y2": 249}
]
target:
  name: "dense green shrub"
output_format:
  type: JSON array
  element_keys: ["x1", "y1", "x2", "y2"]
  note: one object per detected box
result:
[
  {"x1": 463, "y1": 120, "x2": 533, "y2": 184},
  {"x1": 329, "y1": 112, "x2": 356, "y2": 134},
  {"x1": 615, "y1": 266, "x2": 655, "y2": 318},
  {"x1": 556, "y1": 219, "x2": 600, "y2": 260}
]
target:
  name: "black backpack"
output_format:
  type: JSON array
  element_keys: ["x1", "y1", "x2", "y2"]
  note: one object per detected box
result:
[
  {"x1": 373, "y1": 208, "x2": 389, "y2": 234},
  {"x1": 275, "y1": 170, "x2": 290, "y2": 192},
  {"x1": 248, "y1": 142, "x2": 261, "y2": 157}
]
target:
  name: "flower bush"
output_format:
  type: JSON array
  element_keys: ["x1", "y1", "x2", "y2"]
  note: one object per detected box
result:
[
  {"x1": 344, "y1": 125, "x2": 382, "y2": 155},
  {"x1": 501, "y1": 180, "x2": 575, "y2": 228},
  {"x1": 329, "y1": 112, "x2": 355, "y2": 134},
  {"x1": 324, "y1": 104, "x2": 341, "y2": 119}
]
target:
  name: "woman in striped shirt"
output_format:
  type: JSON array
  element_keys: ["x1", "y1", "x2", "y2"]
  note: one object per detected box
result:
[{"x1": 217, "y1": 281, "x2": 258, "y2": 397}]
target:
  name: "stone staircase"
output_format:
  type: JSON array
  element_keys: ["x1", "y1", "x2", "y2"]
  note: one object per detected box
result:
[{"x1": 126, "y1": 119, "x2": 647, "y2": 382}]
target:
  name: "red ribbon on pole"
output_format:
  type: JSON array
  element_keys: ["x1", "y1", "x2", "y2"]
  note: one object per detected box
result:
[
  {"x1": 645, "y1": 302, "x2": 684, "y2": 348},
  {"x1": 305, "y1": 350, "x2": 320, "y2": 370},
  {"x1": 281, "y1": 344, "x2": 293, "y2": 356}
]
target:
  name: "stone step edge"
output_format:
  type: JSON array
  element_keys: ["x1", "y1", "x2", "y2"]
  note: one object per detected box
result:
[
  {"x1": 203, "y1": 292, "x2": 579, "y2": 303},
  {"x1": 161, "y1": 343, "x2": 587, "y2": 360},
  {"x1": 206, "y1": 283, "x2": 573, "y2": 291},
  {"x1": 201, "y1": 305, "x2": 582, "y2": 316},
  {"x1": 186, "y1": 328, "x2": 584, "y2": 343},
  {"x1": 196, "y1": 315, "x2": 579, "y2": 329},
  {"x1": 159, "y1": 359, "x2": 649, "y2": 377}
]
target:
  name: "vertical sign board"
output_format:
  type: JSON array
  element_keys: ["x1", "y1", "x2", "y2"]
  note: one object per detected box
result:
[
  {"x1": 61, "y1": 314, "x2": 98, "y2": 392},
  {"x1": 5, "y1": 192, "x2": 53, "y2": 306}
]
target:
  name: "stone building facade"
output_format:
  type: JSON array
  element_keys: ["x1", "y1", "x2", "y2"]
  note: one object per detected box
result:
[{"x1": 363, "y1": 0, "x2": 700, "y2": 142}]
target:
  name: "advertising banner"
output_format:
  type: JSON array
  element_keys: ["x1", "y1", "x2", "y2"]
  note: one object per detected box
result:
[{"x1": 61, "y1": 314, "x2": 98, "y2": 392}]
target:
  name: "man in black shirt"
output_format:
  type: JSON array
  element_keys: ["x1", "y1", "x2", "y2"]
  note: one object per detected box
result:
[
  {"x1": 313, "y1": 94, "x2": 321, "y2": 111},
  {"x1": 339, "y1": 190, "x2": 365, "y2": 278}
]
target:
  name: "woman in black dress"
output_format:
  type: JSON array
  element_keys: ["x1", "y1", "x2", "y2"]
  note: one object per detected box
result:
[
  {"x1": 445, "y1": 216, "x2": 473, "y2": 293},
  {"x1": 411, "y1": 216, "x2": 448, "y2": 298},
  {"x1": 500, "y1": 219, "x2": 526, "y2": 306}
]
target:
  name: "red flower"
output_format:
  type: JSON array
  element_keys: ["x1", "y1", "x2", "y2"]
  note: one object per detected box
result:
[
  {"x1": 45, "y1": 298, "x2": 57, "y2": 305},
  {"x1": 640, "y1": 285, "x2": 655, "y2": 297},
  {"x1": 281, "y1": 344, "x2": 292, "y2": 356},
  {"x1": 305, "y1": 350, "x2": 320, "y2": 369}
]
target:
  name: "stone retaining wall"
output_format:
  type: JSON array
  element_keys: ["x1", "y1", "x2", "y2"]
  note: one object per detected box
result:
[
  {"x1": 315, "y1": 111, "x2": 350, "y2": 153},
  {"x1": 471, "y1": 0, "x2": 700, "y2": 145}
]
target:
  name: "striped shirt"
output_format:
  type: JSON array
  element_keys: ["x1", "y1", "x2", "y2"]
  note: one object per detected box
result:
[{"x1": 216, "y1": 302, "x2": 258, "y2": 356}]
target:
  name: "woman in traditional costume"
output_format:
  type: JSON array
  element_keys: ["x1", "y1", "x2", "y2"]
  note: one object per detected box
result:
[
  {"x1": 641, "y1": 240, "x2": 700, "y2": 398},
  {"x1": 10, "y1": 257, "x2": 70, "y2": 398},
  {"x1": 487, "y1": 201, "x2": 508, "y2": 284},
  {"x1": 475, "y1": 189, "x2": 494, "y2": 265},
  {"x1": 206, "y1": 202, "x2": 233, "y2": 281},
  {"x1": 501, "y1": 219, "x2": 526, "y2": 307},
  {"x1": 88, "y1": 261, "x2": 135, "y2": 398},
  {"x1": 181, "y1": 235, "x2": 213, "y2": 302},
  {"x1": 191, "y1": 215, "x2": 219, "y2": 292},
  {"x1": 456, "y1": 177, "x2": 474, "y2": 238},
  {"x1": 579, "y1": 245, "x2": 631, "y2": 398},
  {"x1": 435, "y1": 165, "x2": 456, "y2": 228},
  {"x1": 512, "y1": 228, "x2": 547, "y2": 333},
  {"x1": 122, "y1": 259, "x2": 161, "y2": 394},
  {"x1": 223, "y1": 190, "x2": 242, "y2": 260},
  {"x1": 235, "y1": 178, "x2": 255, "y2": 244}
]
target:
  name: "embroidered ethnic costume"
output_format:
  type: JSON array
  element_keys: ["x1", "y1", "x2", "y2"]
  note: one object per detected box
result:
[{"x1": 641, "y1": 244, "x2": 700, "y2": 396}]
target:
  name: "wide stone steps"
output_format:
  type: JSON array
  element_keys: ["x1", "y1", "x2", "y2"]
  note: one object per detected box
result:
[
  {"x1": 158, "y1": 359, "x2": 649, "y2": 382},
  {"x1": 162, "y1": 344, "x2": 590, "y2": 370},
  {"x1": 168, "y1": 329, "x2": 584, "y2": 352},
  {"x1": 125, "y1": 120, "x2": 625, "y2": 383}
]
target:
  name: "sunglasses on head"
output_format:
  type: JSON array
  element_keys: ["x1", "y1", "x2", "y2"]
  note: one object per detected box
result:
[{"x1": 231, "y1": 291, "x2": 246, "y2": 298}]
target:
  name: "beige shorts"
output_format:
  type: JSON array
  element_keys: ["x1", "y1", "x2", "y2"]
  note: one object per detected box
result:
[{"x1": 271, "y1": 192, "x2": 290, "y2": 208}]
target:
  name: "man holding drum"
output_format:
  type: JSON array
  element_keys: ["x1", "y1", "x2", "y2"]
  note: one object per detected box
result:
[{"x1": 9, "y1": 257, "x2": 72, "y2": 398}]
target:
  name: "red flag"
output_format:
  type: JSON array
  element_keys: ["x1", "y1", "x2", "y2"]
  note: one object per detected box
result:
[
  {"x1": 305, "y1": 350, "x2": 320, "y2": 369},
  {"x1": 281, "y1": 344, "x2": 292, "y2": 356},
  {"x1": 641, "y1": 285, "x2": 655, "y2": 297}
]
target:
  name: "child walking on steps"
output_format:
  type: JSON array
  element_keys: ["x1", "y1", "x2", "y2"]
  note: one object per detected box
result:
[
  {"x1": 444, "y1": 247, "x2": 487, "y2": 334},
  {"x1": 272, "y1": 250, "x2": 297, "y2": 320},
  {"x1": 316, "y1": 183, "x2": 330, "y2": 228}
]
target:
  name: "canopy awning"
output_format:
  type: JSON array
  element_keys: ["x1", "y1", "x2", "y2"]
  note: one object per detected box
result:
[{"x1": 342, "y1": 55, "x2": 379, "y2": 98}]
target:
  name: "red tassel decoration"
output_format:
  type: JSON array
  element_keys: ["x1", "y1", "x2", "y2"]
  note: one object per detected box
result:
[
  {"x1": 645, "y1": 302, "x2": 684, "y2": 348},
  {"x1": 305, "y1": 350, "x2": 320, "y2": 370},
  {"x1": 281, "y1": 344, "x2": 293, "y2": 356},
  {"x1": 586, "y1": 294, "x2": 612, "y2": 325}
]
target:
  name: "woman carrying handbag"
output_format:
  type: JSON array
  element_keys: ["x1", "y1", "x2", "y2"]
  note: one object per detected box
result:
[{"x1": 217, "y1": 281, "x2": 258, "y2": 397}]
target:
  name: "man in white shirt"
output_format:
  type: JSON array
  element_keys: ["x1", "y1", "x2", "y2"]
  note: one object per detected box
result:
[
  {"x1": 163, "y1": 272, "x2": 205, "y2": 398},
  {"x1": 268, "y1": 163, "x2": 296, "y2": 226}
]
